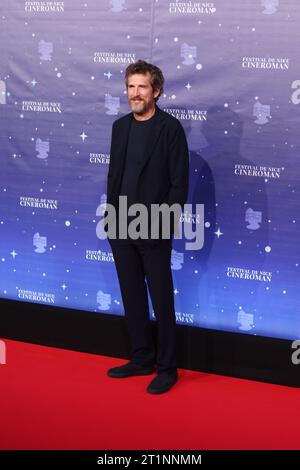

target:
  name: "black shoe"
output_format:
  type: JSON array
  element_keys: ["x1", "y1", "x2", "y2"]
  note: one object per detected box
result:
[
  {"x1": 147, "y1": 370, "x2": 178, "y2": 394},
  {"x1": 107, "y1": 361, "x2": 155, "y2": 378}
]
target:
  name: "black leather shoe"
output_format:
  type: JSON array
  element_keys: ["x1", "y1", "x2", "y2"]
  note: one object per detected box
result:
[
  {"x1": 107, "y1": 361, "x2": 155, "y2": 378},
  {"x1": 147, "y1": 370, "x2": 178, "y2": 394}
]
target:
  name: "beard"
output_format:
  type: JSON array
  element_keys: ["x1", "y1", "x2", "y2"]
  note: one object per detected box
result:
[{"x1": 129, "y1": 99, "x2": 148, "y2": 115}]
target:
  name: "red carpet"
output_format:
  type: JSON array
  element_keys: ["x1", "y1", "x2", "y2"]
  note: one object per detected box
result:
[{"x1": 0, "y1": 339, "x2": 300, "y2": 450}]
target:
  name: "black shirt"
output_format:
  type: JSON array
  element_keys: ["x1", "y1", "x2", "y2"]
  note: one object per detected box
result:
[{"x1": 119, "y1": 110, "x2": 157, "y2": 208}]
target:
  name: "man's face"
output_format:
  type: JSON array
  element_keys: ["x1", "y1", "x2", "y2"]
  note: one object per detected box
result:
[{"x1": 127, "y1": 72, "x2": 159, "y2": 115}]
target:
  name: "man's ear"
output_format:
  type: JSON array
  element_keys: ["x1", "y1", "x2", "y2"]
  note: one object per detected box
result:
[{"x1": 154, "y1": 88, "x2": 160, "y2": 99}]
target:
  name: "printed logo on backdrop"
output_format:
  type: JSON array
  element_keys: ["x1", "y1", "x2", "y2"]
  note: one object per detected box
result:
[
  {"x1": 110, "y1": 0, "x2": 126, "y2": 13},
  {"x1": 253, "y1": 101, "x2": 271, "y2": 125},
  {"x1": 22, "y1": 101, "x2": 62, "y2": 113},
  {"x1": 164, "y1": 108, "x2": 207, "y2": 121},
  {"x1": 36, "y1": 139, "x2": 50, "y2": 160},
  {"x1": 180, "y1": 210, "x2": 202, "y2": 225},
  {"x1": 245, "y1": 208, "x2": 262, "y2": 230},
  {"x1": 20, "y1": 196, "x2": 58, "y2": 210},
  {"x1": 25, "y1": 2, "x2": 65, "y2": 13},
  {"x1": 39, "y1": 40, "x2": 53, "y2": 61},
  {"x1": 33, "y1": 233, "x2": 47, "y2": 253},
  {"x1": 237, "y1": 309, "x2": 254, "y2": 331},
  {"x1": 105, "y1": 94, "x2": 120, "y2": 115},
  {"x1": 169, "y1": 2, "x2": 216, "y2": 14},
  {"x1": 97, "y1": 290, "x2": 111, "y2": 311},
  {"x1": 176, "y1": 311, "x2": 194, "y2": 324},
  {"x1": 291, "y1": 80, "x2": 300, "y2": 104},
  {"x1": 242, "y1": 57, "x2": 289, "y2": 70},
  {"x1": 171, "y1": 250, "x2": 184, "y2": 270},
  {"x1": 18, "y1": 289, "x2": 55, "y2": 304},
  {"x1": 86, "y1": 250, "x2": 114, "y2": 263},
  {"x1": 261, "y1": 0, "x2": 279, "y2": 15},
  {"x1": 234, "y1": 164, "x2": 283, "y2": 179},
  {"x1": 93, "y1": 52, "x2": 135, "y2": 64},
  {"x1": 151, "y1": 310, "x2": 194, "y2": 324},
  {"x1": 181, "y1": 43, "x2": 197, "y2": 65},
  {"x1": 227, "y1": 267, "x2": 272, "y2": 282},
  {"x1": 89, "y1": 153, "x2": 110, "y2": 165},
  {"x1": 0, "y1": 80, "x2": 6, "y2": 105}
]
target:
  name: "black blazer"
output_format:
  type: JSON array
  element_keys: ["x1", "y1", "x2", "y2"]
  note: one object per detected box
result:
[{"x1": 106, "y1": 105, "x2": 189, "y2": 238}]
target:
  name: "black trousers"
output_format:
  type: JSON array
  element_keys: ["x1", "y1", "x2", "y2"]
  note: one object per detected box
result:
[{"x1": 109, "y1": 238, "x2": 177, "y2": 373}]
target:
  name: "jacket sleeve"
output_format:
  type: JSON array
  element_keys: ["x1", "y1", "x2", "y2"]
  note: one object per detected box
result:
[
  {"x1": 167, "y1": 122, "x2": 189, "y2": 209},
  {"x1": 106, "y1": 122, "x2": 116, "y2": 202},
  {"x1": 104, "y1": 122, "x2": 116, "y2": 233}
]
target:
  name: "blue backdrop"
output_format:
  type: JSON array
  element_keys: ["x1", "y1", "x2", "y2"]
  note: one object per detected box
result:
[{"x1": 1, "y1": 0, "x2": 299, "y2": 340}]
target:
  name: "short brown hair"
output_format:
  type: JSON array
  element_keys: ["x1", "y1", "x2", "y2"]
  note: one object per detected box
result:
[{"x1": 125, "y1": 60, "x2": 164, "y2": 102}]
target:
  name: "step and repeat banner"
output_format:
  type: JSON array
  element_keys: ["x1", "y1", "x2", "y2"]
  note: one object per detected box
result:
[{"x1": 0, "y1": 0, "x2": 299, "y2": 340}]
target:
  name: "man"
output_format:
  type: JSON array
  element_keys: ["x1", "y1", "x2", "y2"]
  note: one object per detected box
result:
[{"x1": 106, "y1": 60, "x2": 189, "y2": 394}]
